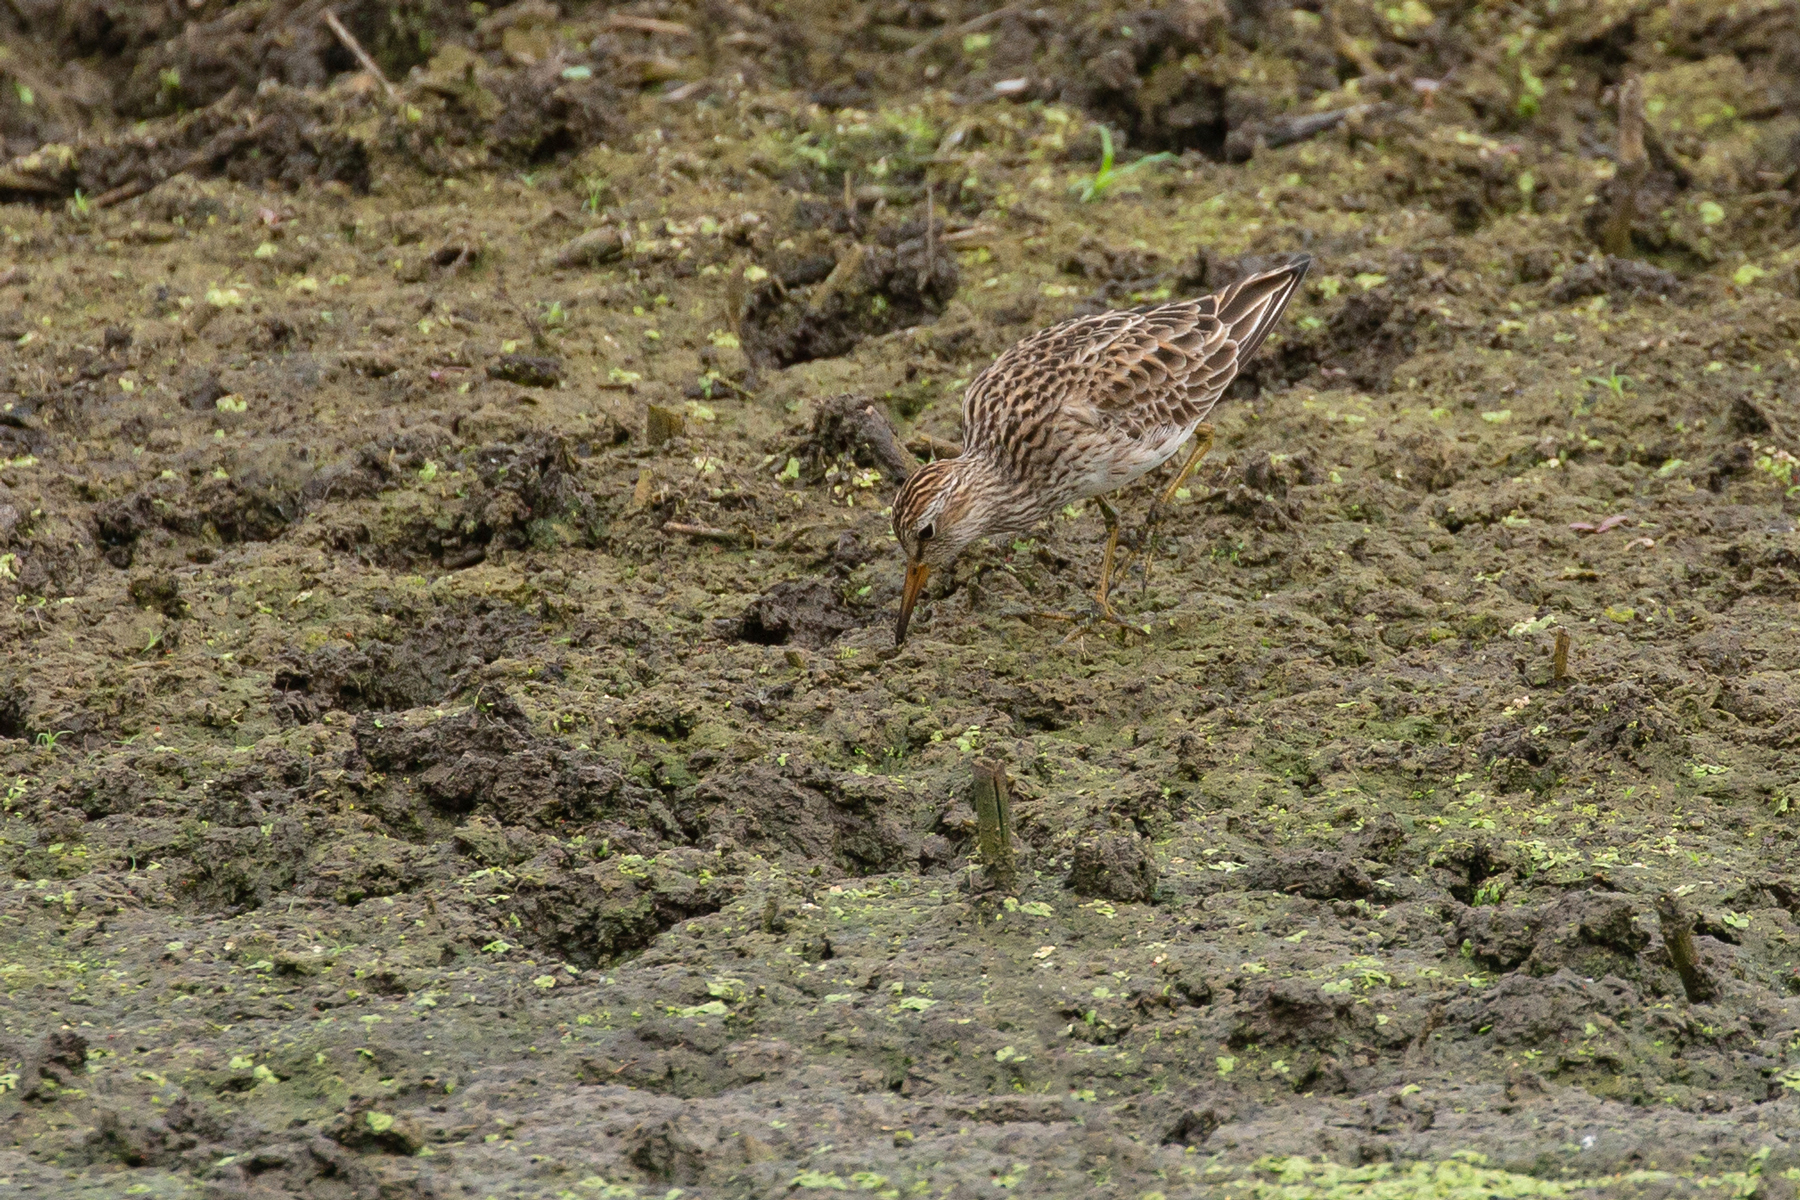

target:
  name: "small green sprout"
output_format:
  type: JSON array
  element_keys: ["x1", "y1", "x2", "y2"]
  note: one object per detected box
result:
[
  {"x1": 1584, "y1": 367, "x2": 1632, "y2": 397},
  {"x1": 1074, "y1": 127, "x2": 1175, "y2": 203},
  {"x1": 542, "y1": 300, "x2": 567, "y2": 328},
  {"x1": 68, "y1": 190, "x2": 92, "y2": 217},
  {"x1": 1516, "y1": 62, "x2": 1545, "y2": 119}
]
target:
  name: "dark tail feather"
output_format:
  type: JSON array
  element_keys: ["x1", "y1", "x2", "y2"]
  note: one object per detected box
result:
[{"x1": 1215, "y1": 255, "x2": 1311, "y2": 364}]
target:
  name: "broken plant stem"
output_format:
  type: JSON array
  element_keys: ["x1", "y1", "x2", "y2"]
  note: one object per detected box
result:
[
  {"x1": 664, "y1": 522, "x2": 751, "y2": 547},
  {"x1": 323, "y1": 8, "x2": 399, "y2": 103},
  {"x1": 1601, "y1": 77, "x2": 1646, "y2": 257},
  {"x1": 1656, "y1": 892, "x2": 1717, "y2": 1004},
  {"x1": 970, "y1": 760, "x2": 1018, "y2": 895}
]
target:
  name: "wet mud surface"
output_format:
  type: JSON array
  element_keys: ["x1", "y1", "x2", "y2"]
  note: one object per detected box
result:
[{"x1": 3, "y1": 0, "x2": 1800, "y2": 1197}]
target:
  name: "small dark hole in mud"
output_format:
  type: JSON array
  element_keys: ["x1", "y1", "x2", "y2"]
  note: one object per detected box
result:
[
  {"x1": 731, "y1": 580, "x2": 863, "y2": 649},
  {"x1": 1444, "y1": 844, "x2": 1509, "y2": 905},
  {"x1": 0, "y1": 688, "x2": 27, "y2": 741}
]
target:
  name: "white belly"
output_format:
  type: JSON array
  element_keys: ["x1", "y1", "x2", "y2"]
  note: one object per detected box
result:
[{"x1": 1065, "y1": 422, "x2": 1197, "y2": 500}]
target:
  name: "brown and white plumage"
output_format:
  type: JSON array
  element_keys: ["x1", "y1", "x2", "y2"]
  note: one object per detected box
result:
[{"x1": 892, "y1": 256, "x2": 1310, "y2": 643}]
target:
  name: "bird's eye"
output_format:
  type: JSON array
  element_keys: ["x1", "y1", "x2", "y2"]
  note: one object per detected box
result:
[{"x1": 917, "y1": 523, "x2": 934, "y2": 542}]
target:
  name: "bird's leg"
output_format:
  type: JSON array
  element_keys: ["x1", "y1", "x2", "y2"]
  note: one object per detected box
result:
[
  {"x1": 1115, "y1": 423, "x2": 1214, "y2": 589},
  {"x1": 1016, "y1": 496, "x2": 1138, "y2": 638},
  {"x1": 1157, "y1": 423, "x2": 1215, "y2": 508},
  {"x1": 1092, "y1": 496, "x2": 1127, "y2": 624}
]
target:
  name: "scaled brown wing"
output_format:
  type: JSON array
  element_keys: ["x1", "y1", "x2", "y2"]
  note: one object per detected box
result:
[
  {"x1": 1083, "y1": 302, "x2": 1236, "y2": 441},
  {"x1": 1084, "y1": 258, "x2": 1312, "y2": 438},
  {"x1": 958, "y1": 259, "x2": 1308, "y2": 454},
  {"x1": 959, "y1": 299, "x2": 1227, "y2": 452}
]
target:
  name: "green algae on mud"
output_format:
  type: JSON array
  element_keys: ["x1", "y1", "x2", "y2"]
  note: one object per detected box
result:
[{"x1": 3, "y1": 0, "x2": 1800, "y2": 1196}]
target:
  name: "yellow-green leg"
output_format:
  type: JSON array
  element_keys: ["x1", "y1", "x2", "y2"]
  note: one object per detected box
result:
[
  {"x1": 1019, "y1": 496, "x2": 1137, "y2": 640},
  {"x1": 1092, "y1": 496, "x2": 1125, "y2": 622},
  {"x1": 1114, "y1": 423, "x2": 1214, "y2": 585},
  {"x1": 1156, "y1": 423, "x2": 1214, "y2": 506}
]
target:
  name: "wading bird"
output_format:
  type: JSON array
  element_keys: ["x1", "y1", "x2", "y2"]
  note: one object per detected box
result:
[{"x1": 891, "y1": 256, "x2": 1310, "y2": 644}]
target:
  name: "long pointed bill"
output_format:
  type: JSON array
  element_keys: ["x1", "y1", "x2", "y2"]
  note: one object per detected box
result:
[{"x1": 896, "y1": 561, "x2": 931, "y2": 646}]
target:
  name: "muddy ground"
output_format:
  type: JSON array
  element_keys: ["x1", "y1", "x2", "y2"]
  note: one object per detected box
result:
[{"x1": 2, "y1": 0, "x2": 1800, "y2": 1197}]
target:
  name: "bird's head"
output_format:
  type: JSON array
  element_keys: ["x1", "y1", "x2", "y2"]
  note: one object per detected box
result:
[{"x1": 891, "y1": 457, "x2": 988, "y2": 644}]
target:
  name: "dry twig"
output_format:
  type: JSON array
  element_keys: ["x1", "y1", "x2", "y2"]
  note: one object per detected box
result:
[
  {"x1": 1601, "y1": 78, "x2": 1646, "y2": 257},
  {"x1": 323, "y1": 8, "x2": 398, "y2": 102},
  {"x1": 970, "y1": 760, "x2": 1018, "y2": 894},
  {"x1": 904, "y1": 4, "x2": 1030, "y2": 58},
  {"x1": 664, "y1": 522, "x2": 751, "y2": 546},
  {"x1": 1656, "y1": 892, "x2": 1717, "y2": 1004}
]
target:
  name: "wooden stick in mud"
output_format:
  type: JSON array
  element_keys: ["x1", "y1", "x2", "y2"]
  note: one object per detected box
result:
[
  {"x1": 89, "y1": 98, "x2": 249, "y2": 210},
  {"x1": 1655, "y1": 891, "x2": 1716, "y2": 1004},
  {"x1": 918, "y1": 183, "x2": 936, "y2": 295},
  {"x1": 970, "y1": 760, "x2": 1018, "y2": 894},
  {"x1": 1601, "y1": 77, "x2": 1646, "y2": 257},
  {"x1": 903, "y1": 4, "x2": 1027, "y2": 59},
  {"x1": 1552, "y1": 628, "x2": 1571, "y2": 682},
  {"x1": 664, "y1": 521, "x2": 750, "y2": 546},
  {"x1": 323, "y1": 8, "x2": 399, "y2": 103}
]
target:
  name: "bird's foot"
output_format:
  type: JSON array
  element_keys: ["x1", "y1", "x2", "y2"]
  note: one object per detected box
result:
[
  {"x1": 1117, "y1": 502, "x2": 1173, "y2": 593},
  {"x1": 1017, "y1": 595, "x2": 1145, "y2": 643}
]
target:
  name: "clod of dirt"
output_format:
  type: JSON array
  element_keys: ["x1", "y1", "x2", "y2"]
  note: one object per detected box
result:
[
  {"x1": 731, "y1": 580, "x2": 862, "y2": 649},
  {"x1": 0, "y1": 685, "x2": 29, "y2": 741},
  {"x1": 353, "y1": 694, "x2": 658, "y2": 832},
  {"x1": 4, "y1": 87, "x2": 372, "y2": 203},
  {"x1": 180, "y1": 369, "x2": 228, "y2": 411},
  {"x1": 1071, "y1": 5, "x2": 1232, "y2": 157},
  {"x1": 794, "y1": 393, "x2": 917, "y2": 485},
  {"x1": 1351, "y1": 813, "x2": 1408, "y2": 864},
  {"x1": 550, "y1": 227, "x2": 625, "y2": 269},
  {"x1": 11, "y1": 1030, "x2": 88, "y2": 1102},
  {"x1": 646, "y1": 405, "x2": 686, "y2": 445},
  {"x1": 741, "y1": 221, "x2": 958, "y2": 368},
  {"x1": 1161, "y1": 1096, "x2": 1231, "y2": 1147},
  {"x1": 487, "y1": 354, "x2": 563, "y2": 388},
  {"x1": 695, "y1": 765, "x2": 917, "y2": 876},
  {"x1": 1230, "y1": 977, "x2": 1369, "y2": 1053},
  {"x1": 276, "y1": 604, "x2": 546, "y2": 721},
  {"x1": 454, "y1": 814, "x2": 533, "y2": 867},
  {"x1": 451, "y1": 56, "x2": 626, "y2": 166},
  {"x1": 1548, "y1": 256, "x2": 1681, "y2": 304},
  {"x1": 363, "y1": 435, "x2": 603, "y2": 566},
  {"x1": 127, "y1": 571, "x2": 186, "y2": 619},
  {"x1": 1246, "y1": 851, "x2": 1373, "y2": 901},
  {"x1": 1308, "y1": 289, "x2": 1418, "y2": 394},
  {"x1": 1060, "y1": 236, "x2": 1168, "y2": 304},
  {"x1": 325, "y1": 1100, "x2": 425, "y2": 1156},
  {"x1": 501, "y1": 849, "x2": 743, "y2": 970},
  {"x1": 1066, "y1": 832, "x2": 1159, "y2": 903},
  {"x1": 94, "y1": 472, "x2": 301, "y2": 568},
  {"x1": 1656, "y1": 891, "x2": 1719, "y2": 1003},
  {"x1": 1457, "y1": 891, "x2": 1650, "y2": 978}
]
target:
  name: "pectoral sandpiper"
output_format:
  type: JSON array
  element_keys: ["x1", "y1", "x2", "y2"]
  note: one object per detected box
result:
[{"x1": 891, "y1": 255, "x2": 1311, "y2": 644}]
